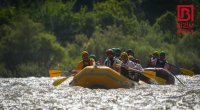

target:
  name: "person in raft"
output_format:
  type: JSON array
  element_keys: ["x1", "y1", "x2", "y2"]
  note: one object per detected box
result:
[
  {"x1": 89, "y1": 53, "x2": 102, "y2": 66},
  {"x1": 119, "y1": 52, "x2": 144, "y2": 82},
  {"x1": 112, "y1": 48, "x2": 121, "y2": 59},
  {"x1": 89, "y1": 54, "x2": 97, "y2": 62},
  {"x1": 71, "y1": 51, "x2": 95, "y2": 74},
  {"x1": 156, "y1": 51, "x2": 170, "y2": 71},
  {"x1": 128, "y1": 55, "x2": 143, "y2": 71},
  {"x1": 147, "y1": 51, "x2": 159, "y2": 67},
  {"x1": 126, "y1": 49, "x2": 141, "y2": 64},
  {"x1": 104, "y1": 49, "x2": 121, "y2": 71}
]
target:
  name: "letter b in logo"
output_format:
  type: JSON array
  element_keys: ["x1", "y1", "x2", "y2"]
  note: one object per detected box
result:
[{"x1": 177, "y1": 5, "x2": 194, "y2": 22}]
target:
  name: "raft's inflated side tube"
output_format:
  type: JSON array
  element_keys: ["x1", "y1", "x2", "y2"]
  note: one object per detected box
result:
[
  {"x1": 144, "y1": 68, "x2": 175, "y2": 85},
  {"x1": 70, "y1": 66, "x2": 135, "y2": 89}
]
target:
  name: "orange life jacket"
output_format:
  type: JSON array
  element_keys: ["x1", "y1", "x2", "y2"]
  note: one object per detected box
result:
[{"x1": 76, "y1": 58, "x2": 94, "y2": 70}]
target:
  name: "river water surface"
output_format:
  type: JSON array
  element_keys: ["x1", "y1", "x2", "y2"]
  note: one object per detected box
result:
[{"x1": 0, "y1": 75, "x2": 200, "y2": 110}]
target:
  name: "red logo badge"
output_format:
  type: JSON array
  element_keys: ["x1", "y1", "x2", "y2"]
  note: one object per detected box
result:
[
  {"x1": 177, "y1": 5, "x2": 194, "y2": 22},
  {"x1": 177, "y1": 4, "x2": 194, "y2": 34}
]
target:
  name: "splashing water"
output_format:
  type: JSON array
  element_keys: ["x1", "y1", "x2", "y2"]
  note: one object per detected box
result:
[{"x1": 0, "y1": 75, "x2": 200, "y2": 109}]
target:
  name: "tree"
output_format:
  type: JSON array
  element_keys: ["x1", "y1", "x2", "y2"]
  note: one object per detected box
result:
[
  {"x1": 0, "y1": 15, "x2": 65, "y2": 76},
  {"x1": 153, "y1": 11, "x2": 178, "y2": 43}
]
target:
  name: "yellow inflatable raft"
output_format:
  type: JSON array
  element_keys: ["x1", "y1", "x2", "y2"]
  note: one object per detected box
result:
[
  {"x1": 143, "y1": 68, "x2": 175, "y2": 85},
  {"x1": 70, "y1": 66, "x2": 136, "y2": 89}
]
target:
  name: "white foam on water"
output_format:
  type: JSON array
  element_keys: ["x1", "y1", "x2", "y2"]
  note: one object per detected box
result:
[{"x1": 0, "y1": 75, "x2": 199, "y2": 110}]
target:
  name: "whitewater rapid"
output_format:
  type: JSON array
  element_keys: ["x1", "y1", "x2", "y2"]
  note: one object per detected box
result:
[{"x1": 0, "y1": 75, "x2": 200, "y2": 109}]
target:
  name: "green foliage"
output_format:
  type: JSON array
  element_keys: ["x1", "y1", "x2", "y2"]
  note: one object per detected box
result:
[
  {"x1": 0, "y1": 63, "x2": 12, "y2": 77},
  {"x1": 0, "y1": 15, "x2": 65, "y2": 77},
  {"x1": 140, "y1": 0, "x2": 178, "y2": 24},
  {"x1": 37, "y1": 1, "x2": 96, "y2": 44},
  {"x1": 0, "y1": 15, "x2": 43, "y2": 70},
  {"x1": 153, "y1": 11, "x2": 180, "y2": 44},
  {"x1": 176, "y1": 31, "x2": 200, "y2": 67},
  {"x1": 0, "y1": 7, "x2": 14, "y2": 25},
  {"x1": 16, "y1": 62, "x2": 48, "y2": 77},
  {"x1": 93, "y1": 0, "x2": 139, "y2": 35},
  {"x1": 154, "y1": 12, "x2": 177, "y2": 34},
  {"x1": 179, "y1": 32, "x2": 200, "y2": 52},
  {"x1": 87, "y1": 26, "x2": 125, "y2": 53},
  {"x1": 0, "y1": 0, "x2": 200, "y2": 77}
]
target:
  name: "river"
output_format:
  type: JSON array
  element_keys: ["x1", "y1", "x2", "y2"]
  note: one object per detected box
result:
[{"x1": 0, "y1": 75, "x2": 200, "y2": 110}]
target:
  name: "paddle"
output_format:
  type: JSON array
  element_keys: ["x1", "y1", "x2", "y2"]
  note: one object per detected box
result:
[
  {"x1": 127, "y1": 67, "x2": 167, "y2": 84},
  {"x1": 49, "y1": 70, "x2": 68, "y2": 86},
  {"x1": 143, "y1": 70, "x2": 168, "y2": 84},
  {"x1": 165, "y1": 69, "x2": 185, "y2": 86},
  {"x1": 144, "y1": 69, "x2": 184, "y2": 85},
  {"x1": 166, "y1": 63, "x2": 194, "y2": 76},
  {"x1": 180, "y1": 68, "x2": 194, "y2": 76},
  {"x1": 172, "y1": 73, "x2": 184, "y2": 86},
  {"x1": 49, "y1": 70, "x2": 70, "y2": 77},
  {"x1": 51, "y1": 70, "x2": 78, "y2": 86},
  {"x1": 143, "y1": 70, "x2": 167, "y2": 84},
  {"x1": 53, "y1": 77, "x2": 68, "y2": 86},
  {"x1": 49, "y1": 70, "x2": 62, "y2": 77},
  {"x1": 131, "y1": 68, "x2": 184, "y2": 85}
]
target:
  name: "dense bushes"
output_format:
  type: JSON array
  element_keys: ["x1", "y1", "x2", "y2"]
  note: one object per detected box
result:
[
  {"x1": 0, "y1": 0, "x2": 199, "y2": 77},
  {"x1": 0, "y1": 15, "x2": 65, "y2": 77}
]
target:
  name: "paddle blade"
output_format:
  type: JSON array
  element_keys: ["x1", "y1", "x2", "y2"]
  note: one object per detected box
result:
[
  {"x1": 53, "y1": 77, "x2": 68, "y2": 86},
  {"x1": 49, "y1": 70, "x2": 62, "y2": 77},
  {"x1": 143, "y1": 70, "x2": 167, "y2": 84},
  {"x1": 143, "y1": 70, "x2": 156, "y2": 79},
  {"x1": 180, "y1": 68, "x2": 194, "y2": 76}
]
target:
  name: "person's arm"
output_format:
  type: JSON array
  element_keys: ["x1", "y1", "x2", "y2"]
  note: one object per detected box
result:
[
  {"x1": 136, "y1": 64, "x2": 144, "y2": 71},
  {"x1": 103, "y1": 58, "x2": 108, "y2": 66},
  {"x1": 91, "y1": 58, "x2": 95, "y2": 66},
  {"x1": 127, "y1": 61, "x2": 141, "y2": 72},
  {"x1": 113, "y1": 59, "x2": 122, "y2": 72},
  {"x1": 76, "y1": 61, "x2": 83, "y2": 70},
  {"x1": 71, "y1": 62, "x2": 83, "y2": 75},
  {"x1": 121, "y1": 63, "x2": 129, "y2": 70},
  {"x1": 164, "y1": 61, "x2": 171, "y2": 71}
]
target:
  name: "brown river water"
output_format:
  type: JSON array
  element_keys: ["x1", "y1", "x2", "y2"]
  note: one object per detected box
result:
[{"x1": 0, "y1": 75, "x2": 200, "y2": 110}]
